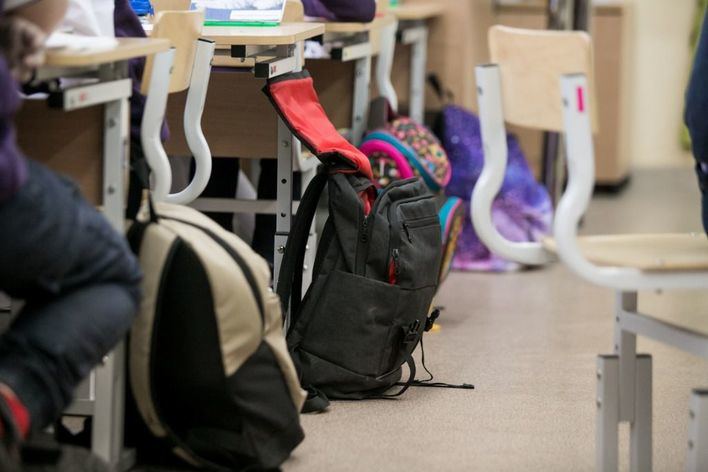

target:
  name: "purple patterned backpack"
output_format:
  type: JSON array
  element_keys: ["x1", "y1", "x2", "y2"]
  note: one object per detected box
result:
[{"x1": 434, "y1": 105, "x2": 553, "y2": 272}]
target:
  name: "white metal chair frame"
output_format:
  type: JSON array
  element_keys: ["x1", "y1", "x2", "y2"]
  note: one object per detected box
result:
[
  {"x1": 376, "y1": 18, "x2": 399, "y2": 114},
  {"x1": 472, "y1": 63, "x2": 708, "y2": 471},
  {"x1": 142, "y1": 38, "x2": 216, "y2": 204}
]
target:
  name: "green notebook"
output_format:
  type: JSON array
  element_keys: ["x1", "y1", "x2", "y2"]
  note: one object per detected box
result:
[{"x1": 203, "y1": 20, "x2": 279, "y2": 26}]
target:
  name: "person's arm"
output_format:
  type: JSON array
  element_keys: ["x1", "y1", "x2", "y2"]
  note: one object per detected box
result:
[
  {"x1": 5, "y1": 0, "x2": 68, "y2": 35},
  {"x1": 0, "y1": 0, "x2": 68, "y2": 81},
  {"x1": 686, "y1": 9, "x2": 708, "y2": 164}
]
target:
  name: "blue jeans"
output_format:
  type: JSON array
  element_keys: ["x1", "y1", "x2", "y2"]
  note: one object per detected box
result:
[{"x1": 0, "y1": 159, "x2": 142, "y2": 431}]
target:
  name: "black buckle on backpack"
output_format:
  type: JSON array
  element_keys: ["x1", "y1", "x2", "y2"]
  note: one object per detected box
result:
[
  {"x1": 403, "y1": 320, "x2": 421, "y2": 344},
  {"x1": 425, "y1": 308, "x2": 441, "y2": 332}
]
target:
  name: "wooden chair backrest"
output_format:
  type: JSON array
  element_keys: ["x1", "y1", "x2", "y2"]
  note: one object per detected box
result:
[
  {"x1": 488, "y1": 25, "x2": 598, "y2": 133},
  {"x1": 151, "y1": 0, "x2": 191, "y2": 16},
  {"x1": 142, "y1": 10, "x2": 204, "y2": 95},
  {"x1": 283, "y1": 0, "x2": 305, "y2": 22}
]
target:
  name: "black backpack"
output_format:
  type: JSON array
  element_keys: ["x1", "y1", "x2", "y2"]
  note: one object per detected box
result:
[
  {"x1": 277, "y1": 170, "x2": 443, "y2": 409},
  {"x1": 266, "y1": 70, "x2": 473, "y2": 411}
]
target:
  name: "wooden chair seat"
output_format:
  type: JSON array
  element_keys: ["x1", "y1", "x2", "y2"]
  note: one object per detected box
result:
[{"x1": 542, "y1": 233, "x2": 708, "y2": 272}]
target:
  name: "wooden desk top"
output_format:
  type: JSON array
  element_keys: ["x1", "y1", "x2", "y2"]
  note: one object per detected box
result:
[
  {"x1": 45, "y1": 38, "x2": 170, "y2": 68},
  {"x1": 319, "y1": 14, "x2": 397, "y2": 34},
  {"x1": 202, "y1": 22, "x2": 324, "y2": 46},
  {"x1": 388, "y1": 3, "x2": 445, "y2": 21}
]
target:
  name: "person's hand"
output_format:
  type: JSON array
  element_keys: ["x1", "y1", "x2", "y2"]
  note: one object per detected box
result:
[{"x1": 0, "y1": 15, "x2": 46, "y2": 83}]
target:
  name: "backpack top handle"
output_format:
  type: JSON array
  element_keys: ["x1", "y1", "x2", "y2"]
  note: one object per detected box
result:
[{"x1": 263, "y1": 71, "x2": 375, "y2": 181}]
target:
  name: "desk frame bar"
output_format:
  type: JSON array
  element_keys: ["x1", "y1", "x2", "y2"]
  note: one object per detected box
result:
[
  {"x1": 688, "y1": 389, "x2": 708, "y2": 471},
  {"x1": 399, "y1": 21, "x2": 428, "y2": 124},
  {"x1": 331, "y1": 41, "x2": 372, "y2": 62},
  {"x1": 52, "y1": 79, "x2": 133, "y2": 111},
  {"x1": 275, "y1": 117, "x2": 294, "y2": 292},
  {"x1": 274, "y1": 43, "x2": 304, "y2": 331},
  {"x1": 255, "y1": 55, "x2": 298, "y2": 79},
  {"x1": 93, "y1": 84, "x2": 133, "y2": 470},
  {"x1": 351, "y1": 55, "x2": 371, "y2": 145}
]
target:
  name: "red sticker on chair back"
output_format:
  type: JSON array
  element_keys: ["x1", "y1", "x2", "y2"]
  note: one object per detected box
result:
[{"x1": 264, "y1": 71, "x2": 373, "y2": 180}]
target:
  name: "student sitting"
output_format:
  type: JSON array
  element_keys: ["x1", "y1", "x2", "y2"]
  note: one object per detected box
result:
[{"x1": 0, "y1": 1, "x2": 142, "y2": 469}]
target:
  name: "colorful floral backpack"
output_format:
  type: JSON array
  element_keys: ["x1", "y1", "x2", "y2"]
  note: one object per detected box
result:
[
  {"x1": 360, "y1": 116, "x2": 451, "y2": 192},
  {"x1": 360, "y1": 99, "x2": 462, "y2": 284}
]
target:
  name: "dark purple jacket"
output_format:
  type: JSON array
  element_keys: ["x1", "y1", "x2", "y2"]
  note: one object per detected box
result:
[
  {"x1": 114, "y1": 0, "x2": 168, "y2": 143},
  {"x1": 301, "y1": 0, "x2": 375, "y2": 22},
  {"x1": 0, "y1": 0, "x2": 27, "y2": 202}
]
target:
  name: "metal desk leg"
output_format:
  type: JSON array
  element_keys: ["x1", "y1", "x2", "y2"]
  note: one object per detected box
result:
[
  {"x1": 630, "y1": 355, "x2": 652, "y2": 472},
  {"x1": 615, "y1": 292, "x2": 638, "y2": 424},
  {"x1": 351, "y1": 55, "x2": 372, "y2": 145},
  {"x1": 687, "y1": 389, "x2": 708, "y2": 472},
  {"x1": 596, "y1": 355, "x2": 620, "y2": 472},
  {"x1": 92, "y1": 96, "x2": 134, "y2": 470},
  {"x1": 275, "y1": 117, "x2": 294, "y2": 329},
  {"x1": 273, "y1": 42, "x2": 303, "y2": 330},
  {"x1": 408, "y1": 25, "x2": 428, "y2": 124}
]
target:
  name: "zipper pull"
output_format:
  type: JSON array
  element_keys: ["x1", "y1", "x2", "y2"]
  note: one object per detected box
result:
[
  {"x1": 392, "y1": 249, "x2": 400, "y2": 277},
  {"x1": 403, "y1": 222, "x2": 413, "y2": 242},
  {"x1": 361, "y1": 217, "x2": 369, "y2": 243}
]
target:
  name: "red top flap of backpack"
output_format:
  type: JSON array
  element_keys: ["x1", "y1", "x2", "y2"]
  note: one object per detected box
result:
[{"x1": 263, "y1": 71, "x2": 373, "y2": 180}]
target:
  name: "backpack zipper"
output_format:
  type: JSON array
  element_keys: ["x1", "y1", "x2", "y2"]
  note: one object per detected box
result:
[
  {"x1": 402, "y1": 223, "x2": 412, "y2": 243},
  {"x1": 361, "y1": 217, "x2": 369, "y2": 244},
  {"x1": 403, "y1": 215, "x2": 440, "y2": 243},
  {"x1": 355, "y1": 178, "x2": 418, "y2": 276},
  {"x1": 388, "y1": 248, "x2": 401, "y2": 284}
]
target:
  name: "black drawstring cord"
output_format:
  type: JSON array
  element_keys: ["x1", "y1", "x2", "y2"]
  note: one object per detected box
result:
[{"x1": 409, "y1": 337, "x2": 475, "y2": 390}]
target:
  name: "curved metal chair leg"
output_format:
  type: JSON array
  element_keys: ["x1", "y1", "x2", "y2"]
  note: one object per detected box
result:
[
  {"x1": 375, "y1": 19, "x2": 399, "y2": 113},
  {"x1": 167, "y1": 38, "x2": 216, "y2": 205},
  {"x1": 141, "y1": 48, "x2": 176, "y2": 202}
]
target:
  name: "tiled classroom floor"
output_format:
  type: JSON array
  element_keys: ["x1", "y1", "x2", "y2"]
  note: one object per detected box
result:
[{"x1": 284, "y1": 167, "x2": 708, "y2": 472}]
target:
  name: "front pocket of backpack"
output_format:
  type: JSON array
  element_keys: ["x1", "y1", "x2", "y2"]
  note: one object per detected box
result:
[
  {"x1": 394, "y1": 214, "x2": 442, "y2": 289},
  {"x1": 299, "y1": 270, "x2": 400, "y2": 377}
]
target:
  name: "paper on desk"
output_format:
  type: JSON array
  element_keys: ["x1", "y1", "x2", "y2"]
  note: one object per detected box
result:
[{"x1": 46, "y1": 32, "x2": 119, "y2": 53}]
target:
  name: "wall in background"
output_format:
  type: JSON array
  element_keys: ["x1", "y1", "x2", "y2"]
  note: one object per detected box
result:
[{"x1": 627, "y1": 0, "x2": 697, "y2": 168}]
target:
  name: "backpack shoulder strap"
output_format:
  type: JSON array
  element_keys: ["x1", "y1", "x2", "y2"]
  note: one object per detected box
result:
[{"x1": 276, "y1": 170, "x2": 328, "y2": 320}]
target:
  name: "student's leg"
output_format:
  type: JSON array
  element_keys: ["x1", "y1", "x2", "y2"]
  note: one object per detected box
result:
[{"x1": 0, "y1": 159, "x2": 142, "y2": 433}]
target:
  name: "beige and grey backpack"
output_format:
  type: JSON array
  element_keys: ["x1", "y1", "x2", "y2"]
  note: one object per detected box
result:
[{"x1": 127, "y1": 202, "x2": 306, "y2": 471}]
